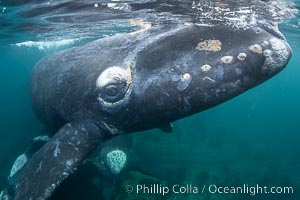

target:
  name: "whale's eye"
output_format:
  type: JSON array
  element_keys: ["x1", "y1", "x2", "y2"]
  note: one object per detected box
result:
[
  {"x1": 105, "y1": 84, "x2": 119, "y2": 96},
  {"x1": 96, "y1": 66, "x2": 131, "y2": 104}
]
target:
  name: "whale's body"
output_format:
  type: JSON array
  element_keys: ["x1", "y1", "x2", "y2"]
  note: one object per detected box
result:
[
  {"x1": 31, "y1": 24, "x2": 291, "y2": 134},
  {"x1": 11, "y1": 24, "x2": 291, "y2": 199}
]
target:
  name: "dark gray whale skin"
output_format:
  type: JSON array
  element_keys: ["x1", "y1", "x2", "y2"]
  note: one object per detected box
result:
[{"x1": 13, "y1": 24, "x2": 291, "y2": 199}]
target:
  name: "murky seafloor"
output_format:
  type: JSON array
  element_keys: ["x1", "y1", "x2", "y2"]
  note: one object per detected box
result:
[{"x1": 0, "y1": 0, "x2": 300, "y2": 200}]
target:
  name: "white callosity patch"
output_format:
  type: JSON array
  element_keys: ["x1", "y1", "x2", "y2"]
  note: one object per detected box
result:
[
  {"x1": 182, "y1": 73, "x2": 191, "y2": 80},
  {"x1": 9, "y1": 154, "x2": 28, "y2": 178},
  {"x1": 196, "y1": 40, "x2": 222, "y2": 52},
  {"x1": 263, "y1": 49, "x2": 273, "y2": 57},
  {"x1": 249, "y1": 44, "x2": 263, "y2": 54},
  {"x1": 177, "y1": 73, "x2": 192, "y2": 91},
  {"x1": 262, "y1": 38, "x2": 290, "y2": 73},
  {"x1": 261, "y1": 41, "x2": 270, "y2": 48},
  {"x1": 106, "y1": 150, "x2": 127, "y2": 175},
  {"x1": 201, "y1": 64, "x2": 212, "y2": 72},
  {"x1": 237, "y1": 53, "x2": 247, "y2": 61},
  {"x1": 221, "y1": 56, "x2": 234, "y2": 64}
]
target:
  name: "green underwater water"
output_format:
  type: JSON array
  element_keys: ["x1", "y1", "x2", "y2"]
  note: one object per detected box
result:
[{"x1": 0, "y1": 2, "x2": 300, "y2": 200}]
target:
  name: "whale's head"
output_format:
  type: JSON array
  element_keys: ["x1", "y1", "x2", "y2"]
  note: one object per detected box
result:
[{"x1": 95, "y1": 24, "x2": 291, "y2": 133}]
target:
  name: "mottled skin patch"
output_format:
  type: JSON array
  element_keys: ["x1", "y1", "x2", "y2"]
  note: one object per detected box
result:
[{"x1": 196, "y1": 39, "x2": 222, "y2": 52}]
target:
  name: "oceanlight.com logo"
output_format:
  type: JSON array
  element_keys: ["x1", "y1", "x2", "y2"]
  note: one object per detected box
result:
[
  {"x1": 124, "y1": 184, "x2": 294, "y2": 196},
  {"x1": 208, "y1": 184, "x2": 294, "y2": 196}
]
